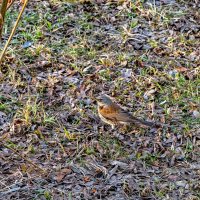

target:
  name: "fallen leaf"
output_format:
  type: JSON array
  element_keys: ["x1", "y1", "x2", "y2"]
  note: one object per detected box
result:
[
  {"x1": 143, "y1": 89, "x2": 157, "y2": 100},
  {"x1": 55, "y1": 168, "x2": 72, "y2": 182},
  {"x1": 175, "y1": 67, "x2": 188, "y2": 72},
  {"x1": 83, "y1": 176, "x2": 90, "y2": 183}
]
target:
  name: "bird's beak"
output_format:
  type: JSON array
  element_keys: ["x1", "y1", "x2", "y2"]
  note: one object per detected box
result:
[{"x1": 95, "y1": 96, "x2": 103, "y2": 102}]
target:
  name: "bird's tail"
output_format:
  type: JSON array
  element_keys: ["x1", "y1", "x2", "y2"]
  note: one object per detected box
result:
[{"x1": 131, "y1": 118, "x2": 155, "y2": 128}]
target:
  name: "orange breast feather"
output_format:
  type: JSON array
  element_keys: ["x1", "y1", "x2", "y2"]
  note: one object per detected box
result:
[{"x1": 99, "y1": 105, "x2": 117, "y2": 115}]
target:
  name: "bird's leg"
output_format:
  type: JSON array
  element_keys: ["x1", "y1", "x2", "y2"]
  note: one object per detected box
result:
[
  {"x1": 111, "y1": 124, "x2": 115, "y2": 130},
  {"x1": 123, "y1": 125, "x2": 132, "y2": 134}
]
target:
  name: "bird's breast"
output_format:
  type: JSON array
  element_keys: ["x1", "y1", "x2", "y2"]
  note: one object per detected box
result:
[{"x1": 98, "y1": 104, "x2": 116, "y2": 115}]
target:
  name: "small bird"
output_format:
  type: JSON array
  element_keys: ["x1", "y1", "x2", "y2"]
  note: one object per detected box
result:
[{"x1": 96, "y1": 94, "x2": 155, "y2": 129}]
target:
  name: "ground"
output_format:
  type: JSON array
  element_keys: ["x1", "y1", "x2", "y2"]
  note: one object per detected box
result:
[{"x1": 0, "y1": 0, "x2": 200, "y2": 199}]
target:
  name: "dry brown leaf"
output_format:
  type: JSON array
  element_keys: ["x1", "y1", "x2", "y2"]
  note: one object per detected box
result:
[
  {"x1": 175, "y1": 66, "x2": 188, "y2": 72},
  {"x1": 11, "y1": 118, "x2": 29, "y2": 134},
  {"x1": 55, "y1": 168, "x2": 72, "y2": 182},
  {"x1": 83, "y1": 176, "x2": 90, "y2": 183}
]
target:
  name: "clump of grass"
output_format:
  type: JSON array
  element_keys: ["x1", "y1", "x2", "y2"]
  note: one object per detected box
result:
[{"x1": 15, "y1": 96, "x2": 55, "y2": 128}]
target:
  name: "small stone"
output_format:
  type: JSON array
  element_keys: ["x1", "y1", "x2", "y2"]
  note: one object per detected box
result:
[
  {"x1": 193, "y1": 110, "x2": 200, "y2": 118},
  {"x1": 168, "y1": 70, "x2": 178, "y2": 78},
  {"x1": 120, "y1": 68, "x2": 132, "y2": 79},
  {"x1": 83, "y1": 66, "x2": 96, "y2": 74},
  {"x1": 176, "y1": 180, "x2": 187, "y2": 187},
  {"x1": 189, "y1": 35, "x2": 195, "y2": 40}
]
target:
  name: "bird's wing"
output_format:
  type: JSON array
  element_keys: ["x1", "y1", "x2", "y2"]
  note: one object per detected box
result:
[
  {"x1": 100, "y1": 105, "x2": 134, "y2": 123},
  {"x1": 116, "y1": 108, "x2": 154, "y2": 127},
  {"x1": 114, "y1": 108, "x2": 135, "y2": 122},
  {"x1": 99, "y1": 105, "x2": 121, "y2": 123}
]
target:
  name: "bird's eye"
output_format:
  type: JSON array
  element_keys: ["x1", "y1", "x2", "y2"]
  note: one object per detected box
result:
[{"x1": 99, "y1": 105, "x2": 104, "y2": 109}]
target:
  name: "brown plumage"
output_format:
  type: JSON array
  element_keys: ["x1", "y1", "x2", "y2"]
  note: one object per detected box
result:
[{"x1": 96, "y1": 94, "x2": 154, "y2": 129}]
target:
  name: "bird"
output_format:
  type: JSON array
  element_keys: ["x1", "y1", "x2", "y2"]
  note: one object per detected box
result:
[{"x1": 96, "y1": 94, "x2": 155, "y2": 129}]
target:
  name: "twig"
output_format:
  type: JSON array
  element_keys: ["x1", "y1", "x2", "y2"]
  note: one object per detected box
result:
[
  {"x1": 0, "y1": 141, "x2": 47, "y2": 174},
  {"x1": 0, "y1": 0, "x2": 29, "y2": 65}
]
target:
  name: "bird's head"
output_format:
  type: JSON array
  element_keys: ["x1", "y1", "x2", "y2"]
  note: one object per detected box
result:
[{"x1": 95, "y1": 94, "x2": 113, "y2": 106}]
